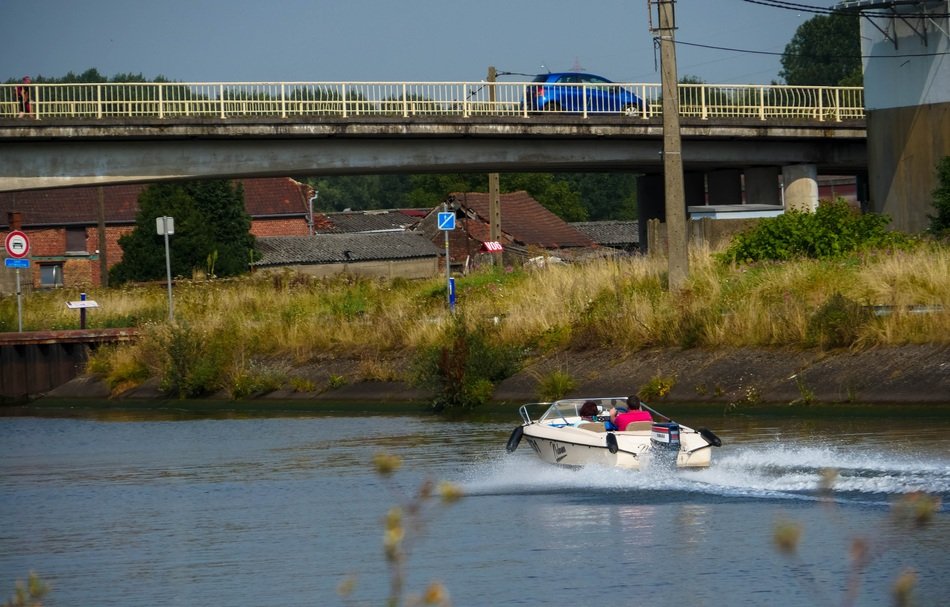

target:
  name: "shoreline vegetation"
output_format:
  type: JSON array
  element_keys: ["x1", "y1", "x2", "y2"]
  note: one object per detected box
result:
[{"x1": 5, "y1": 237, "x2": 948, "y2": 411}]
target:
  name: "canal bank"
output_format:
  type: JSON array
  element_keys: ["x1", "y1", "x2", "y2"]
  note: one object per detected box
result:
[{"x1": 35, "y1": 343, "x2": 950, "y2": 408}]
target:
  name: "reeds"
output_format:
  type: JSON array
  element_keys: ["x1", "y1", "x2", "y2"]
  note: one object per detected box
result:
[{"x1": 4, "y1": 243, "x2": 947, "y2": 395}]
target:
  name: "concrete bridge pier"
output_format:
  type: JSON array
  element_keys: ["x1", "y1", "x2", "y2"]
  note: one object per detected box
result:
[{"x1": 782, "y1": 164, "x2": 819, "y2": 212}]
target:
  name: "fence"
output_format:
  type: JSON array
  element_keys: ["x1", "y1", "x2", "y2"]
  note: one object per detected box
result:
[{"x1": 1, "y1": 81, "x2": 865, "y2": 122}]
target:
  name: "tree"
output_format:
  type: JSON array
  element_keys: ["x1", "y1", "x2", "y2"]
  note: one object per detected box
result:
[
  {"x1": 779, "y1": 13, "x2": 863, "y2": 86},
  {"x1": 110, "y1": 180, "x2": 257, "y2": 284},
  {"x1": 929, "y1": 156, "x2": 950, "y2": 236}
]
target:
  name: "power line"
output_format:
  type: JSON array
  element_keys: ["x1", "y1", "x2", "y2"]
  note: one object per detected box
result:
[
  {"x1": 741, "y1": 0, "x2": 950, "y2": 19},
  {"x1": 675, "y1": 37, "x2": 950, "y2": 59}
]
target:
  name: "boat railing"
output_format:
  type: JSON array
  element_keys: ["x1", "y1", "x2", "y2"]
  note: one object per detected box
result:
[{"x1": 518, "y1": 403, "x2": 551, "y2": 425}]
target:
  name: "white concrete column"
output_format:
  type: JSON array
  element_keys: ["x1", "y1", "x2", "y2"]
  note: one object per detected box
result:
[
  {"x1": 782, "y1": 164, "x2": 818, "y2": 212},
  {"x1": 745, "y1": 167, "x2": 781, "y2": 206}
]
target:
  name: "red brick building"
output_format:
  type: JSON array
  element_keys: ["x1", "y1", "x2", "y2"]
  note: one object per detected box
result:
[{"x1": 0, "y1": 178, "x2": 312, "y2": 290}]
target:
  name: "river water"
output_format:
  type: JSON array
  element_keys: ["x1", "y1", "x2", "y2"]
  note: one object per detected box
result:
[{"x1": 1, "y1": 405, "x2": 948, "y2": 606}]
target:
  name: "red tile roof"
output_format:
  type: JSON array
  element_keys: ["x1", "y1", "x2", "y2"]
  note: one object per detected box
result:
[
  {"x1": 445, "y1": 191, "x2": 594, "y2": 248},
  {"x1": 0, "y1": 178, "x2": 311, "y2": 228}
]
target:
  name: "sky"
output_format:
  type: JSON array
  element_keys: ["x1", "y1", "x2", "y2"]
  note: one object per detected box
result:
[{"x1": 1, "y1": 0, "x2": 819, "y2": 85}]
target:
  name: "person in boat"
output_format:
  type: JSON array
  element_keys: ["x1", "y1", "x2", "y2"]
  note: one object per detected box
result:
[
  {"x1": 605, "y1": 399, "x2": 629, "y2": 430},
  {"x1": 613, "y1": 394, "x2": 653, "y2": 431},
  {"x1": 579, "y1": 400, "x2": 599, "y2": 420}
]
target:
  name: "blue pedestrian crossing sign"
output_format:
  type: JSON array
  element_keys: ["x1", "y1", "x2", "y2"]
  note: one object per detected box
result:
[{"x1": 437, "y1": 212, "x2": 456, "y2": 230}]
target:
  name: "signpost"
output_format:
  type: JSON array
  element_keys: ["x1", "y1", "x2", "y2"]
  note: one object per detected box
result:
[
  {"x1": 156, "y1": 216, "x2": 175, "y2": 322},
  {"x1": 438, "y1": 208, "x2": 456, "y2": 310},
  {"x1": 66, "y1": 292, "x2": 99, "y2": 329},
  {"x1": 5, "y1": 230, "x2": 30, "y2": 332}
]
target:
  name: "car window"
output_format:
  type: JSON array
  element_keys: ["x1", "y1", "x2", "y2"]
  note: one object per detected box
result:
[{"x1": 532, "y1": 74, "x2": 548, "y2": 83}]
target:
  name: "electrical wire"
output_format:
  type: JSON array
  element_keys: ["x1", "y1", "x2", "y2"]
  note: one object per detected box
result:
[
  {"x1": 741, "y1": 0, "x2": 950, "y2": 19},
  {"x1": 673, "y1": 37, "x2": 950, "y2": 58}
]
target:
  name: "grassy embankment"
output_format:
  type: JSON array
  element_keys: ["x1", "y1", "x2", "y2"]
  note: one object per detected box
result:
[{"x1": 2, "y1": 242, "x2": 948, "y2": 400}]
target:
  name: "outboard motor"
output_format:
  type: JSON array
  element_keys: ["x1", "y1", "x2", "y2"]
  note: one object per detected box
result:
[{"x1": 649, "y1": 422, "x2": 681, "y2": 467}]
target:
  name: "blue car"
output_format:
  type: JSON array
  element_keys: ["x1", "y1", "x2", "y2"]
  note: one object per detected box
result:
[{"x1": 524, "y1": 72, "x2": 645, "y2": 115}]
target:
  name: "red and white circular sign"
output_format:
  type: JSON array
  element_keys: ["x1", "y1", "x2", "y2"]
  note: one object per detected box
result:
[{"x1": 4, "y1": 230, "x2": 30, "y2": 258}]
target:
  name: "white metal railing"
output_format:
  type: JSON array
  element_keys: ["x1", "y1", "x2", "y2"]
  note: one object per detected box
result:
[{"x1": 0, "y1": 81, "x2": 865, "y2": 122}]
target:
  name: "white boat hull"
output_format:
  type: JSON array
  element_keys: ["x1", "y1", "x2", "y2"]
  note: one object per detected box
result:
[
  {"x1": 509, "y1": 397, "x2": 720, "y2": 470},
  {"x1": 522, "y1": 424, "x2": 712, "y2": 470}
]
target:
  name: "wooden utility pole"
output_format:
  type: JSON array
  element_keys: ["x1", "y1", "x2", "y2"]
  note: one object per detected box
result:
[
  {"x1": 487, "y1": 66, "x2": 501, "y2": 263},
  {"x1": 653, "y1": 0, "x2": 689, "y2": 290}
]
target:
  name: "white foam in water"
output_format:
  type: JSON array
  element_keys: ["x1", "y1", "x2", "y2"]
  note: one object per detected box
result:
[{"x1": 460, "y1": 442, "x2": 950, "y2": 506}]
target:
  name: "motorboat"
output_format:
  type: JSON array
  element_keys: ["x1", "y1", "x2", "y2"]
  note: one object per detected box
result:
[{"x1": 505, "y1": 396, "x2": 722, "y2": 470}]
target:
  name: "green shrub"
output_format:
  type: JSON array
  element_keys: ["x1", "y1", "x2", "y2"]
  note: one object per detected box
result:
[
  {"x1": 928, "y1": 156, "x2": 950, "y2": 237},
  {"x1": 536, "y1": 369, "x2": 577, "y2": 401},
  {"x1": 718, "y1": 199, "x2": 906, "y2": 264},
  {"x1": 158, "y1": 323, "x2": 232, "y2": 398},
  {"x1": 806, "y1": 292, "x2": 872, "y2": 349},
  {"x1": 639, "y1": 374, "x2": 676, "y2": 401},
  {"x1": 410, "y1": 315, "x2": 523, "y2": 411}
]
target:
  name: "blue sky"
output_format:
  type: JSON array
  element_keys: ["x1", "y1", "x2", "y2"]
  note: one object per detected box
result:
[{"x1": 1, "y1": 0, "x2": 818, "y2": 84}]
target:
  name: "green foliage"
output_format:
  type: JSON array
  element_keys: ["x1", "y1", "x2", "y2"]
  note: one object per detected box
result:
[
  {"x1": 158, "y1": 323, "x2": 231, "y2": 398},
  {"x1": 227, "y1": 360, "x2": 287, "y2": 399},
  {"x1": 304, "y1": 171, "x2": 637, "y2": 222},
  {"x1": 718, "y1": 199, "x2": 905, "y2": 264},
  {"x1": 536, "y1": 369, "x2": 577, "y2": 401},
  {"x1": 806, "y1": 292, "x2": 872, "y2": 349},
  {"x1": 639, "y1": 375, "x2": 676, "y2": 401},
  {"x1": 928, "y1": 156, "x2": 950, "y2": 237},
  {"x1": 780, "y1": 13, "x2": 863, "y2": 86},
  {"x1": 110, "y1": 180, "x2": 258, "y2": 284},
  {"x1": 410, "y1": 315, "x2": 523, "y2": 411}
]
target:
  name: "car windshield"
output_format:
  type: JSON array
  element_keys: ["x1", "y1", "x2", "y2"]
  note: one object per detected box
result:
[{"x1": 532, "y1": 74, "x2": 549, "y2": 83}]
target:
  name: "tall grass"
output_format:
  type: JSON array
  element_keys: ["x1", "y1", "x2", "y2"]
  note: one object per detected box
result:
[{"x1": 3, "y1": 243, "x2": 947, "y2": 396}]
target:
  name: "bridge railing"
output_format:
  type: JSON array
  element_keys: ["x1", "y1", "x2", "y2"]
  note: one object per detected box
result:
[{"x1": 1, "y1": 81, "x2": 865, "y2": 122}]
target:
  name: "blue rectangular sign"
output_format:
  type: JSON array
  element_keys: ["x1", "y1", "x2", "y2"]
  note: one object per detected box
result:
[
  {"x1": 4, "y1": 257, "x2": 30, "y2": 268},
  {"x1": 437, "y1": 212, "x2": 456, "y2": 230}
]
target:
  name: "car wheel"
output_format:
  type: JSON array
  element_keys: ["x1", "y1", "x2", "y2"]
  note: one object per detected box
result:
[
  {"x1": 546, "y1": 102, "x2": 562, "y2": 113},
  {"x1": 623, "y1": 104, "x2": 640, "y2": 117}
]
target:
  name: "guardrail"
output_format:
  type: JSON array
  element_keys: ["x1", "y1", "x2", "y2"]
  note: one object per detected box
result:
[{"x1": 1, "y1": 81, "x2": 865, "y2": 122}]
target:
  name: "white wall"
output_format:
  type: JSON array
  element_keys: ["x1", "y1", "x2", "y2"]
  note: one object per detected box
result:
[{"x1": 860, "y1": 2, "x2": 949, "y2": 110}]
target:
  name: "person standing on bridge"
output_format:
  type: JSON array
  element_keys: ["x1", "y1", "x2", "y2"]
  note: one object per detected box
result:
[{"x1": 16, "y1": 76, "x2": 32, "y2": 118}]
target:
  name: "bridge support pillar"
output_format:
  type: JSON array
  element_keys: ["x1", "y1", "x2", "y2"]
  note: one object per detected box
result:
[
  {"x1": 684, "y1": 172, "x2": 706, "y2": 206},
  {"x1": 707, "y1": 169, "x2": 742, "y2": 205},
  {"x1": 745, "y1": 167, "x2": 781, "y2": 206},
  {"x1": 637, "y1": 174, "x2": 666, "y2": 255},
  {"x1": 782, "y1": 164, "x2": 819, "y2": 212}
]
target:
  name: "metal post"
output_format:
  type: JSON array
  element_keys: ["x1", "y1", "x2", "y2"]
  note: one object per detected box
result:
[
  {"x1": 443, "y1": 202, "x2": 451, "y2": 309},
  {"x1": 164, "y1": 226, "x2": 174, "y2": 322},
  {"x1": 80, "y1": 292, "x2": 87, "y2": 329},
  {"x1": 15, "y1": 268, "x2": 22, "y2": 333}
]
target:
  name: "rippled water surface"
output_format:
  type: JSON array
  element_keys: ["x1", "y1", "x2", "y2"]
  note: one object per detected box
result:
[{"x1": 1, "y1": 407, "x2": 948, "y2": 606}]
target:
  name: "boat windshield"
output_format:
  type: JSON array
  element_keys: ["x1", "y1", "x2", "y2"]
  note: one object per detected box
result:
[{"x1": 536, "y1": 397, "x2": 629, "y2": 425}]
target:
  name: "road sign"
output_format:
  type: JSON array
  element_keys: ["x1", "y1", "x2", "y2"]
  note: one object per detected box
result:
[
  {"x1": 4, "y1": 257, "x2": 30, "y2": 268},
  {"x1": 66, "y1": 300, "x2": 99, "y2": 309},
  {"x1": 437, "y1": 212, "x2": 456, "y2": 230},
  {"x1": 4, "y1": 230, "x2": 30, "y2": 258}
]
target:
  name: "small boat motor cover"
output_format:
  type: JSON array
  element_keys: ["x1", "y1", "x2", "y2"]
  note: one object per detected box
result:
[{"x1": 650, "y1": 422, "x2": 681, "y2": 450}]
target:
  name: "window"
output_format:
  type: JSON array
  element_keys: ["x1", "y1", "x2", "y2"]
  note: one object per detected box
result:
[
  {"x1": 66, "y1": 227, "x2": 87, "y2": 254},
  {"x1": 40, "y1": 264, "x2": 63, "y2": 288}
]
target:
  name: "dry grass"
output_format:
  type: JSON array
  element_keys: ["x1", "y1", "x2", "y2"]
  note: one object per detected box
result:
[{"x1": 4, "y1": 243, "x2": 947, "y2": 393}]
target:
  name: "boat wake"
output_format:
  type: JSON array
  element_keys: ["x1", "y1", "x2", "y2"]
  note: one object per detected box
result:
[{"x1": 460, "y1": 443, "x2": 950, "y2": 508}]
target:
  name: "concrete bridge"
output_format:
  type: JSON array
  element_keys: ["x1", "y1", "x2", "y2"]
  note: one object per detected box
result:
[{"x1": 0, "y1": 80, "x2": 867, "y2": 209}]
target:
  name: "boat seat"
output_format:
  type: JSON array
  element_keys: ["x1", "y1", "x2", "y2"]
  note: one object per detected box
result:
[
  {"x1": 577, "y1": 422, "x2": 608, "y2": 433},
  {"x1": 621, "y1": 421, "x2": 653, "y2": 432}
]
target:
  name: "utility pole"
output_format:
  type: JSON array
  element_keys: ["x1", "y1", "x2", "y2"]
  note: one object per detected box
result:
[
  {"x1": 487, "y1": 66, "x2": 501, "y2": 265},
  {"x1": 652, "y1": 0, "x2": 689, "y2": 290}
]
